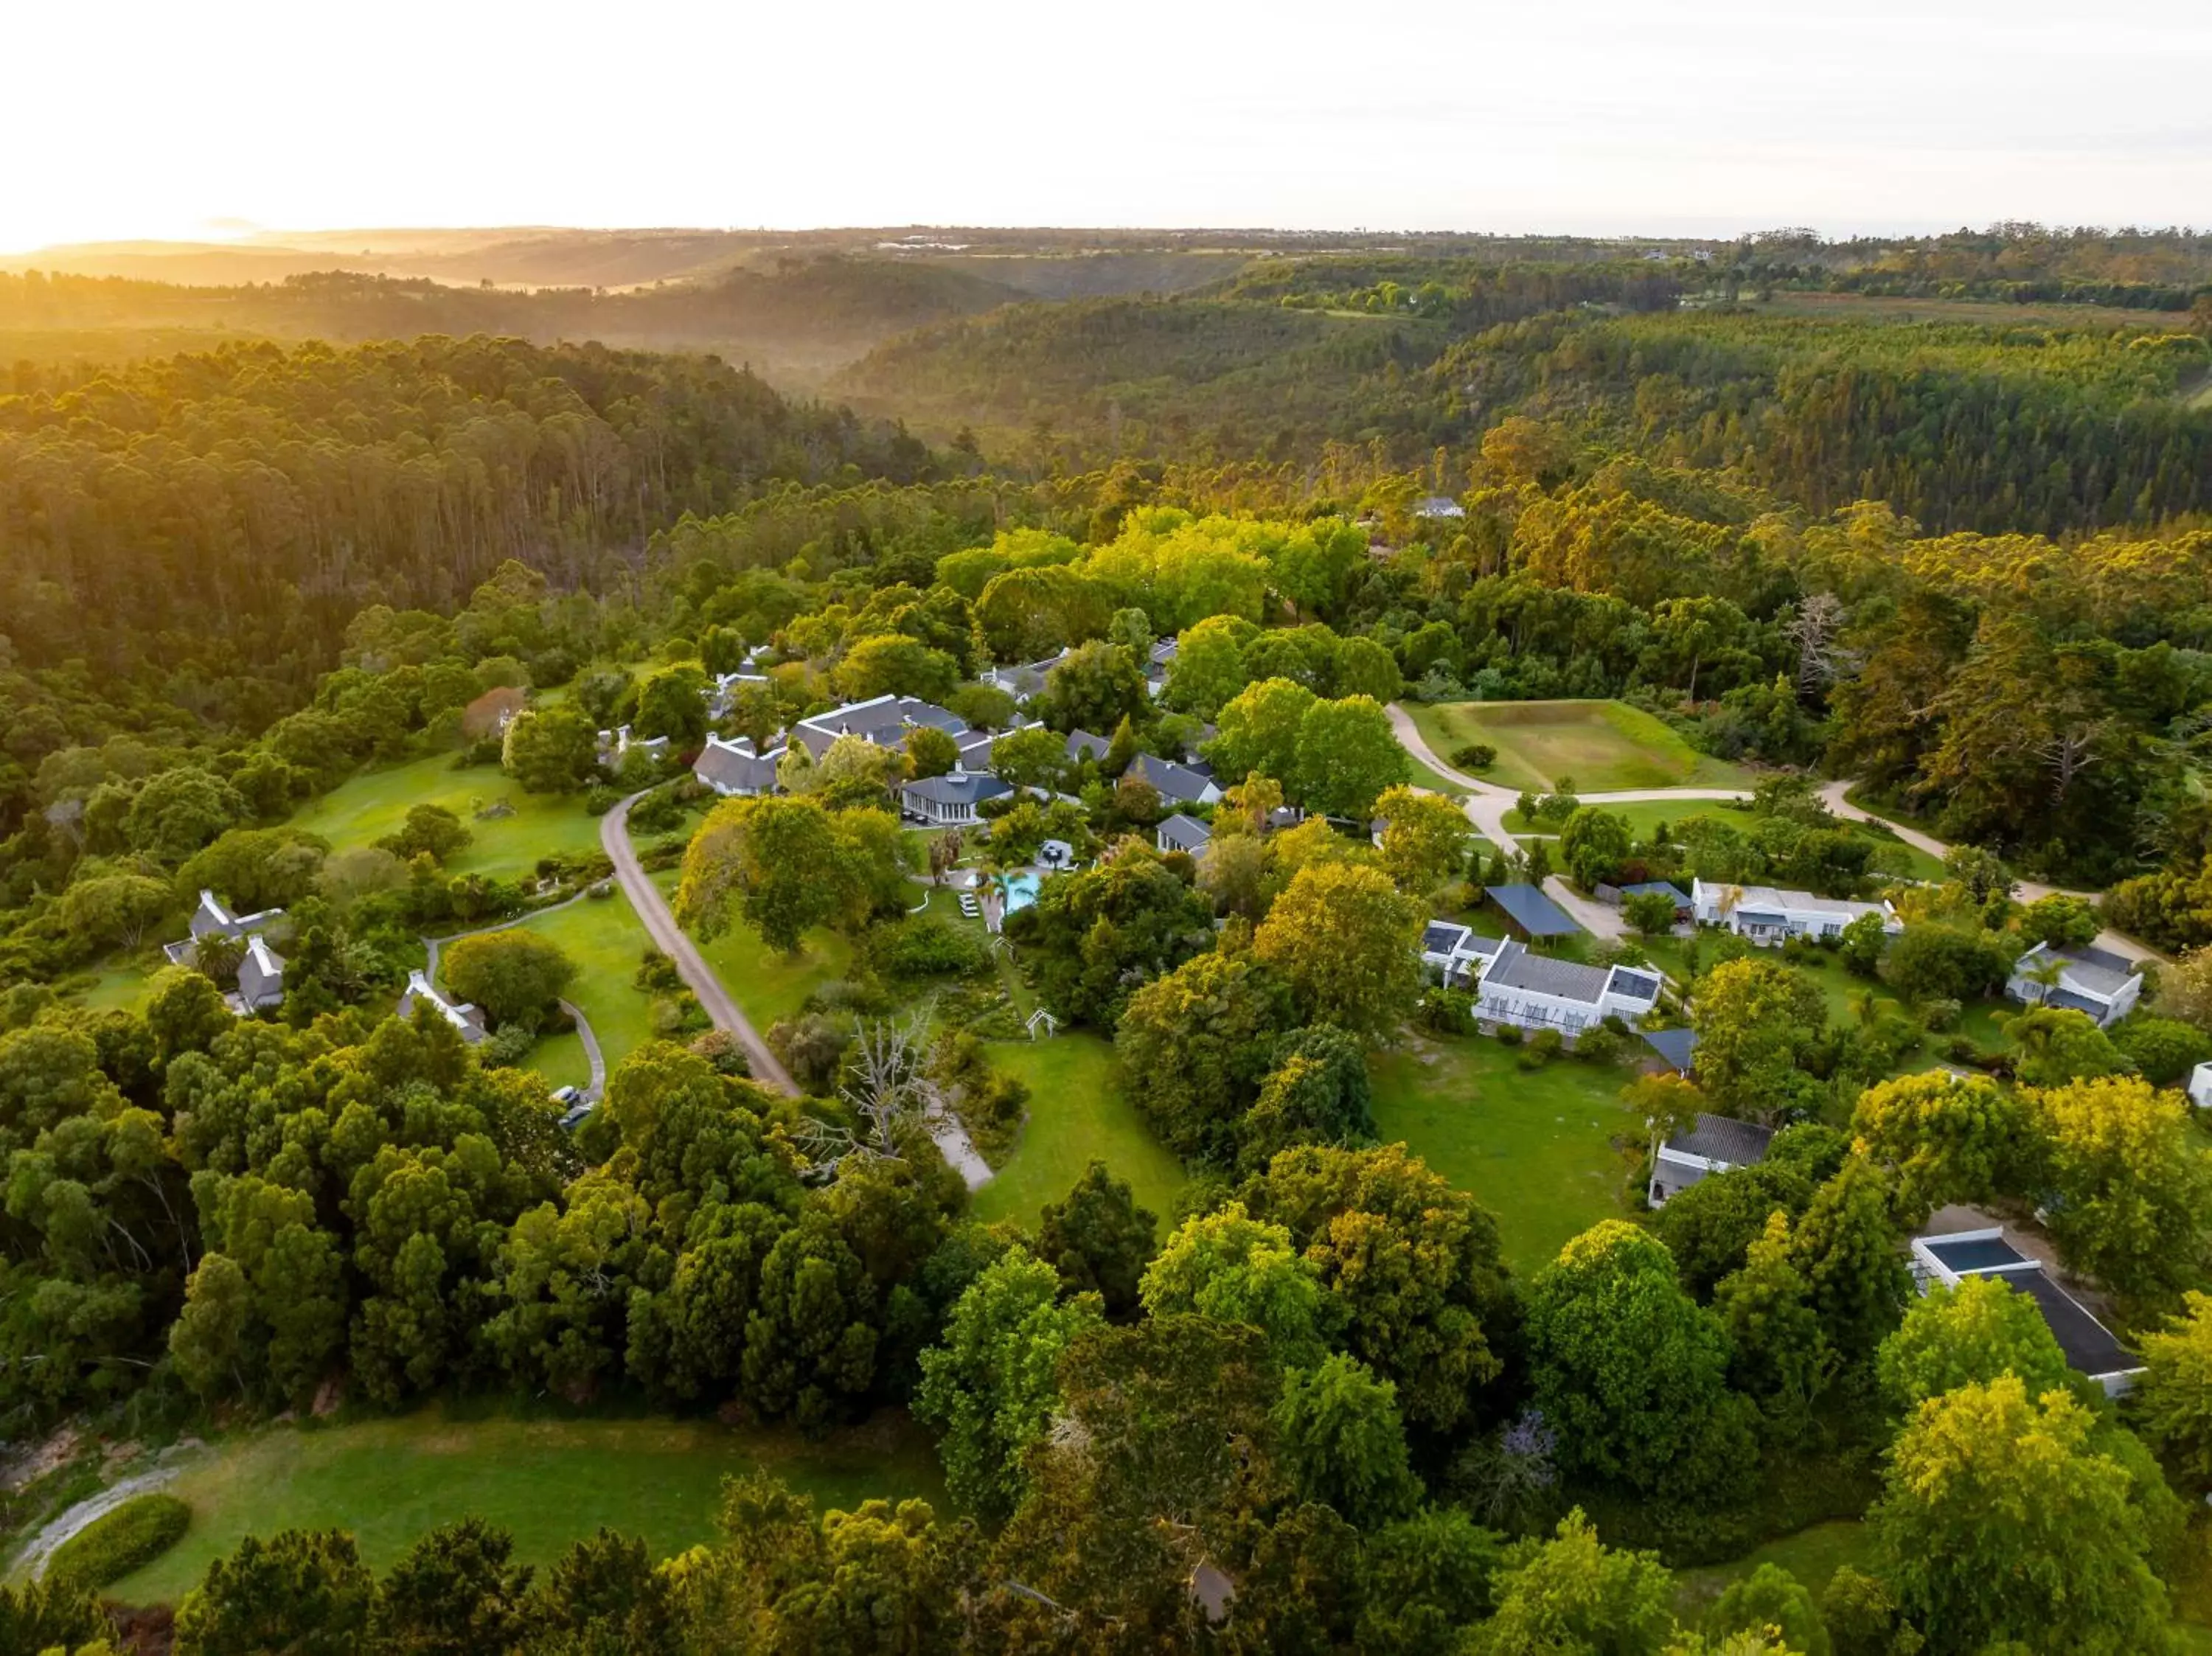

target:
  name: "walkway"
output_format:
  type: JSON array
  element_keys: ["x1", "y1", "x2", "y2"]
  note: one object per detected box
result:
[
  {"x1": 925, "y1": 1101, "x2": 994, "y2": 1191},
  {"x1": 421, "y1": 894, "x2": 607, "y2": 1099},
  {"x1": 601, "y1": 793, "x2": 798, "y2": 1095},
  {"x1": 562, "y1": 998, "x2": 607, "y2": 1100}
]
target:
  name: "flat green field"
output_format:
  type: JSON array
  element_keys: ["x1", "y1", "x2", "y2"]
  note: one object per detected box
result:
[
  {"x1": 291, "y1": 751, "x2": 605, "y2": 882},
  {"x1": 1411, "y1": 700, "x2": 1753, "y2": 795},
  {"x1": 495, "y1": 893, "x2": 659, "y2": 1090},
  {"x1": 107, "y1": 1408, "x2": 945, "y2": 1607},
  {"x1": 1370, "y1": 1036, "x2": 1640, "y2": 1273},
  {"x1": 1503, "y1": 799, "x2": 1946, "y2": 882},
  {"x1": 1672, "y1": 1520, "x2": 1872, "y2": 1619},
  {"x1": 972, "y1": 1034, "x2": 1186, "y2": 1234}
]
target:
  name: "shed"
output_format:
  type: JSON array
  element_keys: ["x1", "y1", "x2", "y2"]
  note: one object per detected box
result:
[{"x1": 1485, "y1": 883, "x2": 1582, "y2": 939}]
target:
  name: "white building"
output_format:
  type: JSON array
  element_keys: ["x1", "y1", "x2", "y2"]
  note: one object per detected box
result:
[
  {"x1": 1157, "y1": 814, "x2": 1212, "y2": 856},
  {"x1": 1913, "y1": 1228, "x2": 2143, "y2": 1396},
  {"x1": 596, "y1": 725, "x2": 669, "y2": 766},
  {"x1": 2005, "y1": 942, "x2": 2143, "y2": 1029},
  {"x1": 1691, "y1": 879, "x2": 1899, "y2": 944},
  {"x1": 1421, "y1": 920, "x2": 1504, "y2": 988},
  {"x1": 1648, "y1": 1113, "x2": 1774, "y2": 1206},
  {"x1": 899, "y1": 768, "x2": 1013, "y2": 826},
  {"x1": 1470, "y1": 939, "x2": 1661, "y2": 1036},
  {"x1": 2189, "y1": 1060, "x2": 2212, "y2": 1110},
  {"x1": 694, "y1": 734, "x2": 785, "y2": 797},
  {"x1": 398, "y1": 970, "x2": 489, "y2": 1044}
]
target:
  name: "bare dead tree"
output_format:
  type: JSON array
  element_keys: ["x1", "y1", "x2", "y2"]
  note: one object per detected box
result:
[
  {"x1": 791, "y1": 1012, "x2": 934, "y2": 1174},
  {"x1": 1782, "y1": 592, "x2": 1849, "y2": 700},
  {"x1": 2042, "y1": 723, "x2": 2104, "y2": 804}
]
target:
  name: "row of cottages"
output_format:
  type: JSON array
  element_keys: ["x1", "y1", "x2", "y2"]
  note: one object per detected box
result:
[
  {"x1": 162, "y1": 889, "x2": 287, "y2": 1014},
  {"x1": 2003, "y1": 942, "x2": 2144, "y2": 1028},
  {"x1": 1420, "y1": 921, "x2": 1661, "y2": 1037},
  {"x1": 1690, "y1": 879, "x2": 1900, "y2": 944}
]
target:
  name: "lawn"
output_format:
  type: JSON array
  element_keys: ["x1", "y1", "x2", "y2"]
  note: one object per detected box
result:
[
  {"x1": 1369, "y1": 1035, "x2": 1641, "y2": 1273},
  {"x1": 971, "y1": 1034, "x2": 1187, "y2": 1234},
  {"x1": 1501, "y1": 799, "x2": 1945, "y2": 883},
  {"x1": 1410, "y1": 700, "x2": 1753, "y2": 795},
  {"x1": 105, "y1": 1408, "x2": 946, "y2": 1607},
  {"x1": 1400, "y1": 751, "x2": 1470, "y2": 799},
  {"x1": 1672, "y1": 1520, "x2": 1873, "y2": 1620},
  {"x1": 498, "y1": 891, "x2": 660, "y2": 1091},
  {"x1": 290, "y1": 751, "x2": 605, "y2": 882}
]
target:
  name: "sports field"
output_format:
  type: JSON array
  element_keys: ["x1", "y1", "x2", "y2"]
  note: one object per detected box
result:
[
  {"x1": 105, "y1": 1409, "x2": 945, "y2": 1607},
  {"x1": 1411, "y1": 700, "x2": 1753, "y2": 794}
]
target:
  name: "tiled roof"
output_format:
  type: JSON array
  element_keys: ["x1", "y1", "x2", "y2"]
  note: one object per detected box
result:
[{"x1": 1664, "y1": 1113, "x2": 1775, "y2": 1167}]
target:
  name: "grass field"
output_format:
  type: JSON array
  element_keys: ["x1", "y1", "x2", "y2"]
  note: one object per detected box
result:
[
  {"x1": 1410, "y1": 701, "x2": 1753, "y2": 795},
  {"x1": 1503, "y1": 798, "x2": 1947, "y2": 883},
  {"x1": 1672, "y1": 1520, "x2": 1872, "y2": 1620},
  {"x1": 105, "y1": 1408, "x2": 945, "y2": 1607},
  {"x1": 496, "y1": 892, "x2": 659, "y2": 1090},
  {"x1": 1370, "y1": 1035, "x2": 1639, "y2": 1273},
  {"x1": 971, "y1": 1034, "x2": 1186, "y2": 1233},
  {"x1": 291, "y1": 751, "x2": 605, "y2": 882}
]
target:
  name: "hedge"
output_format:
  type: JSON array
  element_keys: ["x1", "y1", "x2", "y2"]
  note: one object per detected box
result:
[{"x1": 45, "y1": 1492, "x2": 190, "y2": 1589}]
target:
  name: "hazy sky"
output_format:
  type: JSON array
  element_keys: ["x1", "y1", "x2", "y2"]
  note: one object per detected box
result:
[{"x1": 10, "y1": 0, "x2": 2209, "y2": 250}]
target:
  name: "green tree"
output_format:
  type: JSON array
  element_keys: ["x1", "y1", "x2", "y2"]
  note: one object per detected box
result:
[
  {"x1": 1655, "y1": 1161, "x2": 1815, "y2": 1300},
  {"x1": 1138, "y1": 1203, "x2": 1327, "y2": 1368},
  {"x1": 1294, "y1": 695, "x2": 1409, "y2": 819},
  {"x1": 678, "y1": 796, "x2": 906, "y2": 954},
  {"x1": 1848, "y1": 1070, "x2": 2028, "y2": 1214},
  {"x1": 1713, "y1": 1209, "x2": 1832, "y2": 1436},
  {"x1": 501, "y1": 706, "x2": 598, "y2": 794},
  {"x1": 903, "y1": 724, "x2": 959, "y2": 780},
  {"x1": 914, "y1": 1248, "x2": 1104, "y2": 1521},
  {"x1": 1374, "y1": 784, "x2": 1474, "y2": 893},
  {"x1": 1036, "y1": 1161, "x2": 1158, "y2": 1318},
  {"x1": 1559, "y1": 807, "x2": 1633, "y2": 891},
  {"x1": 377, "y1": 803, "x2": 471, "y2": 865},
  {"x1": 439, "y1": 930, "x2": 577, "y2": 1030},
  {"x1": 1789, "y1": 1158, "x2": 1912, "y2": 1365},
  {"x1": 1272, "y1": 1352, "x2": 1422, "y2": 1527},
  {"x1": 1239, "y1": 1024, "x2": 1377, "y2": 1170},
  {"x1": 632, "y1": 664, "x2": 710, "y2": 748},
  {"x1": 740, "y1": 1209, "x2": 880, "y2": 1430},
  {"x1": 366, "y1": 1518, "x2": 534, "y2": 1655},
  {"x1": 1211, "y1": 677, "x2": 1320, "y2": 786},
  {"x1": 2031, "y1": 1074, "x2": 2212, "y2": 1303},
  {"x1": 1165, "y1": 614, "x2": 1262, "y2": 717},
  {"x1": 1871, "y1": 1377, "x2": 2173, "y2": 1654},
  {"x1": 173, "y1": 1528, "x2": 375, "y2": 1656},
  {"x1": 1044, "y1": 639, "x2": 1149, "y2": 734},
  {"x1": 2007, "y1": 1003, "x2": 2131, "y2": 1088},
  {"x1": 1690, "y1": 957, "x2": 1828, "y2": 1118},
  {"x1": 1705, "y1": 1563, "x2": 1826, "y2": 1656},
  {"x1": 1523, "y1": 1222, "x2": 1752, "y2": 1500},
  {"x1": 1334, "y1": 635, "x2": 1405, "y2": 704},
  {"x1": 2135, "y1": 1291, "x2": 2212, "y2": 1486},
  {"x1": 1876, "y1": 1275, "x2": 2076, "y2": 1410},
  {"x1": 125, "y1": 766, "x2": 247, "y2": 863},
  {"x1": 987, "y1": 724, "x2": 1068, "y2": 792},
  {"x1": 1254, "y1": 861, "x2": 1423, "y2": 1039},
  {"x1": 835, "y1": 633, "x2": 959, "y2": 704},
  {"x1": 1624, "y1": 889, "x2": 1679, "y2": 939},
  {"x1": 2019, "y1": 892, "x2": 2101, "y2": 949},
  {"x1": 1837, "y1": 909, "x2": 1889, "y2": 978},
  {"x1": 1477, "y1": 1510, "x2": 1676, "y2": 1656},
  {"x1": 58, "y1": 872, "x2": 173, "y2": 953},
  {"x1": 1882, "y1": 925, "x2": 2008, "y2": 1005}
]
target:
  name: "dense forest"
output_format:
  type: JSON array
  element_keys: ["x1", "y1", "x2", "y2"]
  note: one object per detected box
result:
[{"x1": 10, "y1": 225, "x2": 2212, "y2": 1651}]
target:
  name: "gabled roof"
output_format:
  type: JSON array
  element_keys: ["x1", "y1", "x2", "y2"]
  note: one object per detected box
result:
[
  {"x1": 1662, "y1": 1113, "x2": 1775, "y2": 1167},
  {"x1": 1066, "y1": 728, "x2": 1112, "y2": 762},
  {"x1": 902, "y1": 772, "x2": 1013, "y2": 807},
  {"x1": 694, "y1": 734, "x2": 783, "y2": 793},
  {"x1": 1485, "y1": 883, "x2": 1580, "y2": 938},
  {"x1": 793, "y1": 694, "x2": 967, "y2": 757},
  {"x1": 1413, "y1": 495, "x2": 1467, "y2": 518},
  {"x1": 1641, "y1": 1026, "x2": 1699, "y2": 1074},
  {"x1": 1130, "y1": 751, "x2": 1218, "y2": 804},
  {"x1": 1157, "y1": 813, "x2": 1211, "y2": 853}
]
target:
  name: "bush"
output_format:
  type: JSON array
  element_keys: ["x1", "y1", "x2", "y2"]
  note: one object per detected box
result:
[
  {"x1": 1517, "y1": 1028, "x2": 1564, "y2": 1069},
  {"x1": 46, "y1": 1493, "x2": 190, "y2": 1589},
  {"x1": 1495, "y1": 1023, "x2": 1524, "y2": 1046},
  {"x1": 585, "y1": 784, "x2": 621, "y2": 816},
  {"x1": 627, "y1": 787, "x2": 687, "y2": 837},
  {"x1": 1450, "y1": 742, "x2": 1498, "y2": 771},
  {"x1": 1420, "y1": 987, "x2": 1475, "y2": 1035},
  {"x1": 868, "y1": 916, "x2": 990, "y2": 980},
  {"x1": 1573, "y1": 1025, "x2": 1627, "y2": 1065}
]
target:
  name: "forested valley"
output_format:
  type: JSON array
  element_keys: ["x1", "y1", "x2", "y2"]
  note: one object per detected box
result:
[{"x1": 7, "y1": 225, "x2": 2212, "y2": 1653}]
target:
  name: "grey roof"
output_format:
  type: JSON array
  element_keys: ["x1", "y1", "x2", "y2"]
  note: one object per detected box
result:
[
  {"x1": 1621, "y1": 880, "x2": 1691, "y2": 905},
  {"x1": 794, "y1": 695, "x2": 966, "y2": 757},
  {"x1": 1484, "y1": 939, "x2": 1612, "y2": 1003},
  {"x1": 2045, "y1": 988, "x2": 2108, "y2": 1018},
  {"x1": 1132, "y1": 751, "x2": 1217, "y2": 804},
  {"x1": 1607, "y1": 969, "x2": 1661, "y2": 1001},
  {"x1": 237, "y1": 936, "x2": 285, "y2": 1009},
  {"x1": 1641, "y1": 1027, "x2": 1699, "y2": 1073},
  {"x1": 903, "y1": 773, "x2": 1014, "y2": 807},
  {"x1": 2010, "y1": 1268, "x2": 2138, "y2": 1380},
  {"x1": 1663, "y1": 1113, "x2": 1775, "y2": 1167},
  {"x1": 1735, "y1": 909, "x2": 1790, "y2": 926},
  {"x1": 1151, "y1": 637, "x2": 1180, "y2": 667},
  {"x1": 695, "y1": 737, "x2": 782, "y2": 793},
  {"x1": 1157, "y1": 813, "x2": 1212, "y2": 853},
  {"x1": 2023, "y1": 943, "x2": 2137, "y2": 1001},
  {"x1": 1066, "y1": 728, "x2": 1112, "y2": 762},
  {"x1": 1486, "y1": 883, "x2": 1581, "y2": 938}
]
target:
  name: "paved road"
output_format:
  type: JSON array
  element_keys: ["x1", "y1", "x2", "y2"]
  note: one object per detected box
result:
[
  {"x1": 602, "y1": 793, "x2": 799, "y2": 1095},
  {"x1": 1388, "y1": 704, "x2": 2162, "y2": 963},
  {"x1": 561, "y1": 998, "x2": 607, "y2": 1100}
]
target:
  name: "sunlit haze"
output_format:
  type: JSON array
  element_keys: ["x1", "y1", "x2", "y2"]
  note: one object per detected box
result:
[{"x1": 10, "y1": 0, "x2": 2211, "y2": 250}]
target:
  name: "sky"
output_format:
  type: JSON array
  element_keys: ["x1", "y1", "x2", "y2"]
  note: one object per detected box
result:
[{"x1": 8, "y1": 0, "x2": 2210, "y2": 251}]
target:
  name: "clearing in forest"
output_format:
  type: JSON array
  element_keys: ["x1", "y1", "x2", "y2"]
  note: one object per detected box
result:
[{"x1": 1412, "y1": 700, "x2": 1753, "y2": 794}]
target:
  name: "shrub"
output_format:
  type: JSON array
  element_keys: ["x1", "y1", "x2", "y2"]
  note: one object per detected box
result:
[
  {"x1": 1450, "y1": 743, "x2": 1498, "y2": 771},
  {"x1": 1517, "y1": 1028, "x2": 1565, "y2": 1069},
  {"x1": 46, "y1": 1493, "x2": 190, "y2": 1590},
  {"x1": 1573, "y1": 1025, "x2": 1627, "y2": 1065},
  {"x1": 1420, "y1": 987, "x2": 1475, "y2": 1035},
  {"x1": 1496, "y1": 1023, "x2": 1524, "y2": 1047},
  {"x1": 869, "y1": 916, "x2": 989, "y2": 980},
  {"x1": 585, "y1": 785, "x2": 621, "y2": 816}
]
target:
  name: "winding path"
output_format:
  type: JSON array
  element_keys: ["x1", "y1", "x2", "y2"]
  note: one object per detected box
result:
[
  {"x1": 421, "y1": 895, "x2": 609, "y2": 1099},
  {"x1": 602, "y1": 793, "x2": 798, "y2": 1095},
  {"x1": 1388, "y1": 703, "x2": 2162, "y2": 963}
]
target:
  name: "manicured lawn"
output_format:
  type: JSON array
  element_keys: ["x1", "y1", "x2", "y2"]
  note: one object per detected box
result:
[
  {"x1": 106, "y1": 1408, "x2": 946, "y2": 1607},
  {"x1": 1502, "y1": 799, "x2": 1945, "y2": 882},
  {"x1": 1409, "y1": 700, "x2": 1753, "y2": 795},
  {"x1": 971, "y1": 1034, "x2": 1186, "y2": 1234},
  {"x1": 72, "y1": 964, "x2": 155, "y2": 1013},
  {"x1": 1400, "y1": 751, "x2": 1470, "y2": 798},
  {"x1": 291, "y1": 751, "x2": 605, "y2": 882},
  {"x1": 1369, "y1": 1035, "x2": 1641, "y2": 1273},
  {"x1": 688, "y1": 908, "x2": 855, "y2": 1034},
  {"x1": 502, "y1": 892, "x2": 660, "y2": 1090},
  {"x1": 1672, "y1": 1520, "x2": 1873, "y2": 1618}
]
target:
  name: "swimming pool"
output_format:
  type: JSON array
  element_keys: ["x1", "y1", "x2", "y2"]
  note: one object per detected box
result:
[{"x1": 1001, "y1": 872, "x2": 1042, "y2": 913}]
